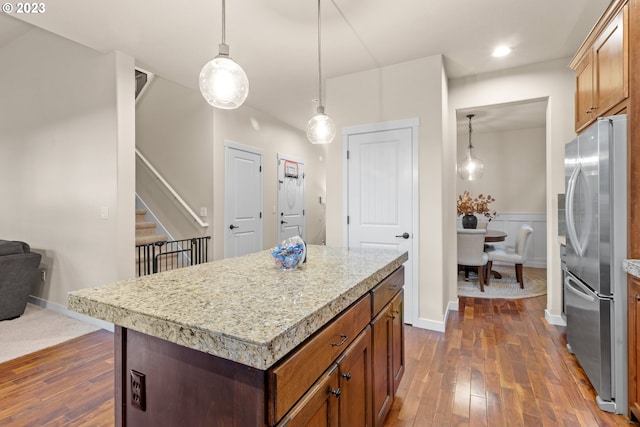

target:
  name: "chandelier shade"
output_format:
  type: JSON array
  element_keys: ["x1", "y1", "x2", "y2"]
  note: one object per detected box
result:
[
  {"x1": 457, "y1": 114, "x2": 485, "y2": 181},
  {"x1": 306, "y1": 0, "x2": 335, "y2": 144},
  {"x1": 199, "y1": 0, "x2": 248, "y2": 109}
]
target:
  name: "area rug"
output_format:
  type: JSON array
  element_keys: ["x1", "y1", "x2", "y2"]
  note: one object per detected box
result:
[
  {"x1": 457, "y1": 266, "x2": 547, "y2": 299},
  {"x1": 0, "y1": 303, "x2": 101, "y2": 364}
]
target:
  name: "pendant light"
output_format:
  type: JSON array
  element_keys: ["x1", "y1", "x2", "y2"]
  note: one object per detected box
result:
[
  {"x1": 199, "y1": 0, "x2": 249, "y2": 109},
  {"x1": 457, "y1": 114, "x2": 485, "y2": 181},
  {"x1": 306, "y1": 0, "x2": 336, "y2": 145}
]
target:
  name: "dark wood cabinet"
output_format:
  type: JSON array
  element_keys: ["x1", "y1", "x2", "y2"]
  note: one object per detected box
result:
[
  {"x1": 574, "y1": 50, "x2": 595, "y2": 131},
  {"x1": 370, "y1": 269, "x2": 405, "y2": 427},
  {"x1": 629, "y1": 276, "x2": 640, "y2": 421},
  {"x1": 391, "y1": 290, "x2": 405, "y2": 393},
  {"x1": 371, "y1": 302, "x2": 394, "y2": 427},
  {"x1": 337, "y1": 326, "x2": 372, "y2": 427},
  {"x1": 276, "y1": 365, "x2": 340, "y2": 427},
  {"x1": 570, "y1": 1, "x2": 628, "y2": 132}
]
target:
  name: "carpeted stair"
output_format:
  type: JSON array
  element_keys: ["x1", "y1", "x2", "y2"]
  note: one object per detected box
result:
[{"x1": 135, "y1": 209, "x2": 176, "y2": 275}]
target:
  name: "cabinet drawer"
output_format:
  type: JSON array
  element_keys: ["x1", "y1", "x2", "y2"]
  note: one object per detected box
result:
[
  {"x1": 371, "y1": 266, "x2": 404, "y2": 317},
  {"x1": 268, "y1": 294, "x2": 371, "y2": 424}
]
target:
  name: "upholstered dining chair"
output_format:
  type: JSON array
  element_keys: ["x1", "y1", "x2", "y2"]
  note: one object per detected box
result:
[
  {"x1": 457, "y1": 229, "x2": 489, "y2": 292},
  {"x1": 486, "y1": 224, "x2": 533, "y2": 288},
  {"x1": 477, "y1": 221, "x2": 488, "y2": 230}
]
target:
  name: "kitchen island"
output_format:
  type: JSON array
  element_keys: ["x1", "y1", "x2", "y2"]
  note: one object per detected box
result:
[{"x1": 69, "y1": 245, "x2": 408, "y2": 426}]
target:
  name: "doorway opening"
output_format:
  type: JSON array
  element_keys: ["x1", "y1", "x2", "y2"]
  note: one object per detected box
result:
[{"x1": 454, "y1": 98, "x2": 548, "y2": 295}]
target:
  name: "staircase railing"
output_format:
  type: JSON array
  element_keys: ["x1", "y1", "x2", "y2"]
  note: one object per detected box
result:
[
  {"x1": 136, "y1": 236, "x2": 211, "y2": 277},
  {"x1": 136, "y1": 148, "x2": 208, "y2": 228}
]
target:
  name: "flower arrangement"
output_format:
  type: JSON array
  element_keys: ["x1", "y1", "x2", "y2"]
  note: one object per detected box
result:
[{"x1": 457, "y1": 191, "x2": 497, "y2": 220}]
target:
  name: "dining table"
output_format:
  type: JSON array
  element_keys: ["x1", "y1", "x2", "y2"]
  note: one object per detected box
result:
[
  {"x1": 484, "y1": 229, "x2": 507, "y2": 243},
  {"x1": 484, "y1": 229, "x2": 507, "y2": 278}
]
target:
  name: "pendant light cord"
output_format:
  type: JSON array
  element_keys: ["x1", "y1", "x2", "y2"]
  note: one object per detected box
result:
[
  {"x1": 467, "y1": 114, "x2": 474, "y2": 150},
  {"x1": 221, "y1": 0, "x2": 226, "y2": 45},
  {"x1": 317, "y1": 0, "x2": 323, "y2": 108}
]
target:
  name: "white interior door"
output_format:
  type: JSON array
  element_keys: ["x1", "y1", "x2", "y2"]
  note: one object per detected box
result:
[
  {"x1": 346, "y1": 123, "x2": 417, "y2": 324},
  {"x1": 224, "y1": 144, "x2": 263, "y2": 258},
  {"x1": 277, "y1": 155, "x2": 305, "y2": 242}
]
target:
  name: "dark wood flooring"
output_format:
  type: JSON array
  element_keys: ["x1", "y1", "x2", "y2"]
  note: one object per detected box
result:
[
  {"x1": 385, "y1": 296, "x2": 636, "y2": 427},
  {"x1": 0, "y1": 295, "x2": 636, "y2": 426}
]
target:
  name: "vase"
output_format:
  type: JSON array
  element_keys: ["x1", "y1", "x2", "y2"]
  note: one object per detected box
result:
[{"x1": 462, "y1": 214, "x2": 477, "y2": 229}]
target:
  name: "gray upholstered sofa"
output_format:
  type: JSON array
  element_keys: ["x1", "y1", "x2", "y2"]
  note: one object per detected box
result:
[{"x1": 0, "y1": 240, "x2": 42, "y2": 320}]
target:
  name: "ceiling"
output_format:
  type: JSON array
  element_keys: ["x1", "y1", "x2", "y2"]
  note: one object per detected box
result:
[{"x1": 2, "y1": 0, "x2": 610, "y2": 132}]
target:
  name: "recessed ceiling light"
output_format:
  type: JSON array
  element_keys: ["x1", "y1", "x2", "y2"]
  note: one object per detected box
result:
[{"x1": 492, "y1": 45, "x2": 511, "y2": 58}]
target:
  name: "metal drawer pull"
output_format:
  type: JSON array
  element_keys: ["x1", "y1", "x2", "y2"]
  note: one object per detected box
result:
[
  {"x1": 331, "y1": 334, "x2": 348, "y2": 347},
  {"x1": 341, "y1": 372, "x2": 351, "y2": 381},
  {"x1": 330, "y1": 388, "x2": 341, "y2": 398}
]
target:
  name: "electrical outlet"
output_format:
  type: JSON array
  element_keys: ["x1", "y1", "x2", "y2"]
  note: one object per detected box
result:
[{"x1": 130, "y1": 370, "x2": 146, "y2": 411}]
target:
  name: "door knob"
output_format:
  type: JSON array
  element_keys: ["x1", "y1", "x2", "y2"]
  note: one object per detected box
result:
[
  {"x1": 229, "y1": 224, "x2": 239, "y2": 230},
  {"x1": 395, "y1": 232, "x2": 410, "y2": 239}
]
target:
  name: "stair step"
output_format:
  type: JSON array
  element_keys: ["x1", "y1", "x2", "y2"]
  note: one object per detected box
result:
[
  {"x1": 135, "y1": 234, "x2": 168, "y2": 246},
  {"x1": 136, "y1": 221, "x2": 156, "y2": 230},
  {"x1": 136, "y1": 209, "x2": 147, "y2": 222},
  {"x1": 136, "y1": 221, "x2": 158, "y2": 238}
]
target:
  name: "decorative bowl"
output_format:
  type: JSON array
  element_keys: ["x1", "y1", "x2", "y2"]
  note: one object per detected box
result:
[{"x1": 271, "y1": 236, "x2": 306, "y2": 270}]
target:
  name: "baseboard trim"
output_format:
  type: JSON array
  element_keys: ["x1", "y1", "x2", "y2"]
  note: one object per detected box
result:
[
  {"x1": 413, "y1": 316, "x2": 445, "y2": 332},
  {"x1": 412, "y1": 300, "x2": 458, "y2": 333},
  {"x1": 544, "y1": 308, "x2": 566, "y2": 326},
  {"x1": 28, "y1": 296, "x2": 115, "y2": 332}
]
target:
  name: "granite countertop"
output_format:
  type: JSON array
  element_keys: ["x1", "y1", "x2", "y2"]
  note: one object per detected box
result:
[
  {"x1": 68, "y1": 245, "x2": 408, "y2": 370},
  {"x1": 624, "y1": 259, "x2": 640, "y2": 279}
]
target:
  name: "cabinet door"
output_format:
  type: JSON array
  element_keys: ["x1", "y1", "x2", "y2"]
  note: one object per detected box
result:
[
  {"x1": 277, "y1": 365, "x2": 340, "y2": 427},
  {"x1": 337, "y1": 326, "x2": 372, "y2": 427},
  {"x1": 391, "y1": 290, "x2": 405, "y2": 393},
  {"x1": 594, "y1": 4, "x2": 628, "y2": 117},
  {"x1": 371, "y1": 304, "x2": 393, "y2": 427},
  {"x1": 575, "y1": 50, "x2": 595, "y2": 131},
  {"x1": 629, "y1": 276, "x2": 640, "y2": 421}
]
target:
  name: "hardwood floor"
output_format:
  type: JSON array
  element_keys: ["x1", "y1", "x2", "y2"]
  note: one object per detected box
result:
[
  {"x1": 385, "y1": 296, "x2": 636, "y2": 427},
  {"x1": 0, "y1": 330, "x2": 114, "y2": 426},
  {"x1": 0, "y1": 296, "x2": 635, "y2": 426}
]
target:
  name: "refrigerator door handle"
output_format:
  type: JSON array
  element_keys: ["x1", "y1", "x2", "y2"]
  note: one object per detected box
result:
[
  {"x1": 565, "y1": 273, "x2": 595, "y2": 302},
  {"x1": 565, "y1": 163, "x2": 591, "y2": 257}
]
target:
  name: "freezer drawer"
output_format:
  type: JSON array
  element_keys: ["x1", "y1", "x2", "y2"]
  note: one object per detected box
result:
[{"x1": 564, "y1": 272, "x2": 612, "y2": 401}]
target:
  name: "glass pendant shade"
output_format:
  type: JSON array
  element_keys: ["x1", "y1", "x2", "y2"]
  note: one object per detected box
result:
[
  {"x1": 199, "y1": 49, "x2": 249, "y2": 109},
  {"x1": 306, "y1": 107, "x2": 336, "y2": 144},
  {"x1": 457, "y1": 148, "x2": 485, "y2": 181},
  {"x1": 457, "y1": 113, "x2": 484, "y2": 180},
  {"x1": 307, "y1": 0, "x2": 334, "y2": 145}
]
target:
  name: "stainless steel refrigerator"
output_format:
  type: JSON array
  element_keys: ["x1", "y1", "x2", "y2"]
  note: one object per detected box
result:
[{"x1": 564, "y1": 114, "x2": 627, "y2": 414}]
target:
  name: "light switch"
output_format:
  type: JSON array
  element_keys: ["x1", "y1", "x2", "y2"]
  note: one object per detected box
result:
[
  {"x1": 100, "y1": 206, "x2": 109, "y2": 219},
  {"x1": 200, "y1": 207, "x2": 208, "y2": 217}
]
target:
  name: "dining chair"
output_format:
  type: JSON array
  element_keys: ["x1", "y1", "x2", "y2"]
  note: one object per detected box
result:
[
  {"x1": 477, "y1": 221, "x2": 488, "y2": 230},
  {"x1": 457, "y1": 229, "x2": 489, "y2": 292},
  {"x1": 486, "y1": 224, "x2": 533, "y2": 288}
]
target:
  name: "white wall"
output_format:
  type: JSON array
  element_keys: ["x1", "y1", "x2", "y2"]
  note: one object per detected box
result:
[
  {"x1": 449, "y1": 59, "x2": 576, "y2": 322},
  {"x1": 0, "y1": 27, "x2": 135, "y2": 307},
  {"x1": 136, "y1": 76, "x2": 213, "y2": 242},
  {"x1": 457, "y1": 127, "x2": 546, "y2": 213},
  {"x1": 325, "y1": 56, "x2": 453, "y2": 329}
]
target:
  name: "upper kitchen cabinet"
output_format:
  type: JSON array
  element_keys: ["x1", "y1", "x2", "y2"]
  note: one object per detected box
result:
[{"x1": 570, "y1": 0, "x2": 629, "y2": 133}]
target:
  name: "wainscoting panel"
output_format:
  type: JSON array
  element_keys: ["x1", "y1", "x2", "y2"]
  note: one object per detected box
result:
[{"x1": 458, "y1": 213, "x2": 547, "y2": 268}]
